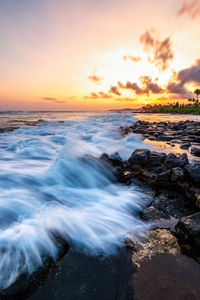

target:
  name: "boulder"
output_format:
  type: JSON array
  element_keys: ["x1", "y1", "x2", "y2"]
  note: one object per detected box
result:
[
  {"x1": 176, "y1": 212, "x2": 200, "y2": 256},
  {"x1": 149, "y1": 151, "x2": 167, "y2": 167},
  {"x1": 165, "y1": 153, "x2": 188, "y2": 169},
  {"x1": 191, "y1": 147, "x2": 200, "y2": 157},
  {"x1": 184, "y1": 164, "x2": 200, "y2": 184},
  {"x1": 128, "y1": 149, "x2": 150, "y2": 166},
  {"x1": 180, "y1": 142, "x2": 191, "y2": 149},
  {"x1": 171, "y1": 167, "x2": 184, "y2": 182}
]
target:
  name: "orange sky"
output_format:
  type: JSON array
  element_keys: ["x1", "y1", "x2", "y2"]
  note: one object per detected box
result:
[{"x1": 0, "y1": 0, "x2": 200, "y2": 110}]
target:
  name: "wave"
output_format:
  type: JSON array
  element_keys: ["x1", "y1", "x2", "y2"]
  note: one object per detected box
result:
[{"x1": 0, "y1": 112, "x2": 151, "y2": 288}]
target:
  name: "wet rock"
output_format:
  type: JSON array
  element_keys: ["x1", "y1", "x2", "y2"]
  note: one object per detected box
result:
[
  {"x1": 157, "y1": 171, "x2": 170, "y2": 182},
  {"x1": 0, "y1": 239, "x2": 69, "y2": 299},
  {"x1": 180, "y1": 142, "x2": 191, "y2": 149},
  {"x1": 165, "y1": 153, "x2": 188, "y2": 169},
  {"x1": 176, "y1": 212, "x2": 200, "y2": 257},
  {"x1": 140, "y1": 170, "x2": 157, "y2": 184},
  {"x1": 109, "y1": 152, "x2": 122, "y2": 161},
  {"x1": 149, "y1": 151, "x2": 166, "y2": 167},
  {"x1": 184, "y1": 164, "x2": 200, "y2": 184},
  {"x1": 191, "y1": 147, "x2": 200, "y2": 157},
  {"x1": 128, "y1": 149, "x2": 150, "y2": 166},
  {"x1": 171, "y1": 167, "x2": 184, "y2": 182},
  {"x1": 141, "y1": 206, "x2": 168, "y2": 221}
]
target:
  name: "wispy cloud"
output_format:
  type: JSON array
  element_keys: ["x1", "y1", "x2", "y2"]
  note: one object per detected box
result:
[
  {"x1": 140, "y1": 30, "x2": 174, "y2": 71},
  {"x1": 84, "y1": 91, "x2": 113, "y2": 99},
  {"x1": 42, "y1": 97, "x2": 67, "y2": 104},
  {"x1": 123, "y1": 55, "x2": 141, "y2": 62},
  {"x1": 178, "y1": 0, "x2": 200, "y2": 19},
  {"x1": 88, "y1": 69, "x2": 104, "y2": 84}
]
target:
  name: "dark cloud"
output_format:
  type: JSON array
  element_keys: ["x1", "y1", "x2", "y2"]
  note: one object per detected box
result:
[
  {"x1": 140, "y1": 30, "x2": 174, "y2": 71},
  {"x1": 88, "y1": 70, "x2": 103, "y2": 83},
  {"x1": 118, "y1": 81, "x2": 143, "y2": 94},
  {"x1": 178, "y1": 0, "x2": 200, "y2": 19},
  {"x1": 42, "y1": 97, "x2": 66, "y2": 104},
  {"x1": 167, "y1": 59, "x2": 200, "y2": 96},
  {"x1": 118, "y1": 76, "x2": 164, "y2": 95},
  {"x1": 166, "y1": 82, "x2": 188, "y2": 95},
  {"x1": 109, "y1": 85, "x2": 121, "y2": 95},
  {"x1": 139, "y1": 76, "x2": 164, "y2": 94},
  {"x1": 178, "y1": 59, "x2": 200, "y2": 85},
  {"x1": 123, "y1": 55, "x2": 141, "y2": 62}
]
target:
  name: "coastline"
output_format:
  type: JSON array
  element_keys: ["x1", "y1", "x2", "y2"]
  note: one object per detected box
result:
[{"x1": 1, "y1": 112, "x2": 200, "y2": 299}]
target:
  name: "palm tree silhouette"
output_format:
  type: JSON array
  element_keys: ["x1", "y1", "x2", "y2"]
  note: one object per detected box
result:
[{"x1": 194, "y1": 89, "x2": 200, "y2": 102}]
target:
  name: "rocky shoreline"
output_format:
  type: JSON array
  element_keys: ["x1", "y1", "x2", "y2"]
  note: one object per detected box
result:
[
  {"x1": 121, "y1": 120, "x2": 200, "y2": 157},
  {"x1": 1, "y1": 120, "x2": 200, "y2": 299},
  {"x1": 102, "y1": 122, "x2": 200, "y2": 263}
]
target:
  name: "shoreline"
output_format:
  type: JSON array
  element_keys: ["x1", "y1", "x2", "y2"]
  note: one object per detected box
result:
[{"x1": 1, "y1": 115, "x2": 200, "y2": 299}]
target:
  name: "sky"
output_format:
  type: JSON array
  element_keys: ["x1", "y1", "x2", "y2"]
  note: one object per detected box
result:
[{"x1": 0, "y1": 0, "x2": 200, "y2": 111}]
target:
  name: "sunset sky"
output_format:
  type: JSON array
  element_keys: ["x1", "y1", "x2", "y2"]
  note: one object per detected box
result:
[{"x1": 0, "y1": 0, "x2": 200, "y2": 110}]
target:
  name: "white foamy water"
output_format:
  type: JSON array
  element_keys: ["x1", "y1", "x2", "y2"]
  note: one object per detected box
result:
[{"x1": 0, "y1": 112, "x2": 151, "y2": 288}]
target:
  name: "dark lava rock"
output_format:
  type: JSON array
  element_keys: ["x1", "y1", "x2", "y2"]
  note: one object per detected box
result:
[
  {"x1": 180, "y1": 142, "x2": 191, "y2": 150},
  {"x1": 149, "y1": 151, "x2": 167, "y2": 167},
  {"x1": 171, "y1": 167, "x2": 184, "y2": 182},
  {"x1": 157, "y1": 171, "x2": 170, "y2": 182},
  {"x1": 184, "y1": 164, "x2": 200, "y2": 184},
  {"x1": 141, "y1": 205, "x2": 168, "y2": 221},
  {"x1": 176, "y1": 212, "x2": 200, "y2": 257},
  {"x1": 128, "y1": 149, "x2": 150, "y2": 166},
  {"x1": 154, "y1": 189, "x2": 193, "y2": 219},
  {"x1": 165, "y1": 153, "x2": 188, "y2": 169},
  {"x1": 0, "y1": 238, "x2": 69, "y2": 300},
  {"x1": 191, "y1": 147, "x2": 200, "y2": 157}
]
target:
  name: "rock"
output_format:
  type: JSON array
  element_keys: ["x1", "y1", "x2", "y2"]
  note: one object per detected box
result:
[
  {"x1": 108, "y1": 152, "x2": 123, "y2": 167},
  {"x1": 171, "y1": 167, "x2": 184, "y2": 182},
  {"x1": 180, "y1": 142, "x2": 191, "y2": 149},
  {"x1": 109, "y1": 152, "x2": 122, "y2": 161},
  {"x1": 191, "y1": 147, "x2": 200, "y2": 157},
  {"x1": 176, "y1": 212, "x2": 200, "y2": 257},
  {"x1": 165, "y1": 153, "x2": 188, "y2": 169},
  {"x1": 128, "y1": 149, "x2": 150, "y2": 166},
  {"x1": 141, "y1": 206, "x2": 168, "y2": 221},
  {"x1": 149, "y1": 151, "x2": 167, "y2": 167},
  {"x1": 184, "y1": 164, "x2": 200, "y2": 184},
  {"x1": 140, "y1": 170, "x2": 157, "y2": 183},
  {"x1": 157, "y1": 171, "x2": 170, "y2": 182}
]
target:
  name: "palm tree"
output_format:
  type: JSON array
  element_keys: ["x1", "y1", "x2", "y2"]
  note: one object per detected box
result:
[{"x1": 194, "y1": 89, "x2": 200, "y2": 102}]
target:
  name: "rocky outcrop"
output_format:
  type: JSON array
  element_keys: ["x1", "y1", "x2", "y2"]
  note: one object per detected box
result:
[
  {"x1": 101, "y1": 148, "x2": 200, "y2": 260},
  {"x1": 176, "y1": 213, "x2": 200, "y2": 260},
  {"x1": 121, "y1": 120, "x2": 200, "y2": 158}
]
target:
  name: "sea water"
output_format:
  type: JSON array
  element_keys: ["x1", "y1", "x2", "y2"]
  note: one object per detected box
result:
[{"x1": 0, "y1": 111, "x2": 151, "y2": 288}]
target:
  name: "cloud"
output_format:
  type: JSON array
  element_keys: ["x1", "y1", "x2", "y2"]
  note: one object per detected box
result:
[
  {"x1": 177, "y1": 59, "x2": 200, "y2": 85},
  {"x1": 109, "y1": 85, "x2": 121, "y2": 95},
  {"x1": 166, "y1": 82, "x2": 188, "y2": 95},
  {"x1": 166, "y1": 59, "x2": 200, "y2": 96},
  {"x1": 118, "y1": 76, "x2": 164, "y2": 95},
  {"x1": 140, "y1": 30, "x2": 174, "y2": 71},
  {"x1": 115, "y1": 97, "x2": 136, "y2": 102},
  {"x1": 84, "y1": 91, "x2": 113, "y2": 99},
  {"x1": 118, "y1": 81, "x2": 143, "y2": 94},
  {"x1": 88, "y1": 69, "x2": 104, "y2": 83},
  {"x1": 42, "y1": 97, "x2": 66, "y2": 104},
  {"x1": 123, "y1": 55, "x2": 141, "y2": 62},
  {"x1": 178, "y1": 0, "x2": 200, "y2": 19}
]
